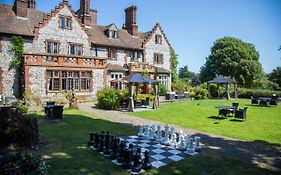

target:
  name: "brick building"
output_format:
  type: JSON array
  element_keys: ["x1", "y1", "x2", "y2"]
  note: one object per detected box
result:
[{"x1": 0, "y1": 0, "x2": 173, "y2": 99}]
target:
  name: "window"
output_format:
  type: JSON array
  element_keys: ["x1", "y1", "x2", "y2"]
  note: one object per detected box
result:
[
  {"x1": 69, "y1": 44, "x2": 83, "y2": 56},
  {"x1": 0, "y1": 68, "x2": 3, "y2": 93},
  {"x1": 129, "y1": 51, "x2": 141, "y2": 62},
  {"x1": 47, "y1": 70, "x2": 92, "y2": 91},
  {"x1": 158, "y1": 75, "x2": 168, "y2": 88},
  {"x1": 110, "y1": 73, "x2": 123, "y2": 90},
  {"x1": 154, "y1": 53, "x2": 164, "y2": 64},
  {"x1": 109, "y1": 30, "x2": 118, "y2": 39},
  {"x1": 155, "y1": 34, "x2": 162, "y2": 44},
  {"x1": 59, "y1": 16, "x2": 72, "y2": 29},
  {"x1": 108, "y1": 48, "x2": 117, "y2": 60},
  {"x1": 92, "y1": 46, "x2": 98, "y2": 57},
  {"x1": 46, "y1": 41, "x2": 59, "y2": 54}
]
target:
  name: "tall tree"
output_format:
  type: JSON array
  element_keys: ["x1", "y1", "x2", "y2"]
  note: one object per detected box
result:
[
  {"x1": 171, "y1": 52, "x2": 179, "y2": 82},
  {"x1": 268, "y1": 67, "x2": 281, "y2": 88},
  {"x1": 200, "y1": 37, "x2": 264, "y2": 88},
  {"x1": 178, "y1": 65, "x2": 192, "y2": 79}
]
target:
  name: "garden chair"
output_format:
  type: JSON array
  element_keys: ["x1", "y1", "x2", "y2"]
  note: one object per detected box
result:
[
  {"x1": 231, "y1": 102, "x2": 239, "y2": 115},
  {"x1": 234, "y1": 107, "x2": 248, "y2": 121},
  {"x1": 250, "y1": 96, "x2": 259, "y2": 105},
  {"x1": 270, "y1": 95, "x2": 278, "y2": 105},
  {"x1": 218, "y1": 108, "x2": 230, "y2": 117}
]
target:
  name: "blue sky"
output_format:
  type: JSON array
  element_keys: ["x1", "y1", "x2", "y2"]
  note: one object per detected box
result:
[{"x1": 2, "y1": 0, "x2": 281, "y2": 73}]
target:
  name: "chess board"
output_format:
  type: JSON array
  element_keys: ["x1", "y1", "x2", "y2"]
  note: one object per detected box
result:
[{"x1": 90, "y1": 135, "x2": 198, "y2": 171}]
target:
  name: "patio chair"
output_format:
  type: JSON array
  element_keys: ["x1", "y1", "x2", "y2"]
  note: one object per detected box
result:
[
  {"x1": 250, "y1": 96, "x2": 259, "y2": 105},
  {"x1": 231, "y1": 102, "x2": 239, "y2": 114},
  {"x1": 259, "y1": 100, "x2": 270, "y2": 107},
  {"x1": 270, "y1": 99, "x2": 278, "y2": 105},
  {"x1": 234, "y1": 107, "x2": 248, "y2": 121},
  {"x1": 218, "y1": 108, "x2": 230, "y2": 117}
]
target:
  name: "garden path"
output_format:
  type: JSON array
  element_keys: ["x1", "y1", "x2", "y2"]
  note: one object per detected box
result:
[{"x1": 78, "y1": 102, "x2": 281, "y2": 172}]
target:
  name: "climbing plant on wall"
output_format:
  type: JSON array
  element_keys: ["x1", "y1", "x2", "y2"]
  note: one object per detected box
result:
[{"x1": 9, "y1": 36, "x2": 24, "y2": 97}]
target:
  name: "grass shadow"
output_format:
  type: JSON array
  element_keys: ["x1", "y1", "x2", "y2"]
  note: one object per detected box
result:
[
  {"x1": 229, "y1": 119, "x2": 243, "y2": 122},
  {"x1": 207, "y1": 116, "x2": 226, "y2": 120}
]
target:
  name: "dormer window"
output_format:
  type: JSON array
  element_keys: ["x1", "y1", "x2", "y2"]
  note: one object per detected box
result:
[
  {"x1": 155, "y1": 34, "x2": 162, "y2": 44},
  {"x1": 109, "y1": 30, "x2": 118, "y2": 39},
  {"x1": 59, "y1": 16, "x2": 72, "y2": 30}
]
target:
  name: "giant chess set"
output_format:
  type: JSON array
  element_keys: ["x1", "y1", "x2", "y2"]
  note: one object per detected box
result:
[{"x1": 88, "y1": 124, "x2": 202, "y2": 174}]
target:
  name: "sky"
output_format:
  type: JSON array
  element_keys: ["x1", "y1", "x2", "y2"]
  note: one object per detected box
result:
[{"x1": 1, "y1": 0, "x2": 281, "y2": 73}]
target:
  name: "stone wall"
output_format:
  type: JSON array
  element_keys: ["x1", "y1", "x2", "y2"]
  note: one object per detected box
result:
[
  {"x1": 144, "y1": 27, "x2": 171, "y2": 71},
  {"x1": 29, "y1": 67, "x2": 46, "y2": 97},
  {"x1": 92, "y1": 69, "x2": 105, "y2": 95},
  {"x1": 0, "y1": 37, "x2": 19, "y2": 97},
  {"x1": 25, "y1": 5, "x2": 90, "y2": 56}
]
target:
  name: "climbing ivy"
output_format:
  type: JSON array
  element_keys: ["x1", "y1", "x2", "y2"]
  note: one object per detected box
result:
[
  {"x1": 171, "y1": 51, "x2": 179, "y2": 82},
  {"x1": 9, "y1": 36, "x2": 24, "y2": 70}
]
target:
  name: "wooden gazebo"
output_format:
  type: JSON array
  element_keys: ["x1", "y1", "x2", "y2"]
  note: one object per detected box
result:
[
  {"x1": 207, "y1": 75, "x2": 238, "y2": 99},
  {"x1": 111, "y1": 74, "x2": 159, "y2": 112}
]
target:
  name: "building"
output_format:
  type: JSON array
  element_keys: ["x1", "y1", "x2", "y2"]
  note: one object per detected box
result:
[{"x1": 0, "y1": 0, "x2": 173, "y2": 99}]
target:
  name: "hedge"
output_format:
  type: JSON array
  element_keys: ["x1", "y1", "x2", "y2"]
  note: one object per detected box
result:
[{"x1": 237, "y1": 88, "x2": 281, "y2": 98}]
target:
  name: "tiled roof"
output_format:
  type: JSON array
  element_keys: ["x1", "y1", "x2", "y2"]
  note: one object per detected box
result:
[
  {"x1": 87, "y1": 25, "x2": 143, "y2": 50},
  {"x1": 156, "y1": 67, "x2": 170, "y2": 73},
  {"x1": 0, "y1": 3, "x2": 46, "y2": 37}
]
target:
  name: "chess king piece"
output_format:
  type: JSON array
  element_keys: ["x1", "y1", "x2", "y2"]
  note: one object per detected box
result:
[
  {"x1": 186, "y1": 138, "x2": 195, "y2": 154},
  {"x1": 137, "y1": 125, "x2": 144, "y2": 137},
  {"x1": 156, "y1": 125, "x2": 162, "y2": 142},
  {"x1": 194, "y1": 136, "x2": 202, "y2": 152},
  {"x1": 142, "y1": 150, "x2": 152, "y2": 170}
]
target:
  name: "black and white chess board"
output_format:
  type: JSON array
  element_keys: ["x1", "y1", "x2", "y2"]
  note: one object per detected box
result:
[{"x1": 89, "y1": 134, "x2": 198, "y2": 172}]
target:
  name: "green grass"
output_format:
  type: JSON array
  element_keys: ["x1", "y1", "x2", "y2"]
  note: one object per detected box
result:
[
  {"x1": 34, "y1": 109, "x2": 278, "y2": 175},
  {"x1": 132, "y1": 99, "x2": 281, "y2": 146}
]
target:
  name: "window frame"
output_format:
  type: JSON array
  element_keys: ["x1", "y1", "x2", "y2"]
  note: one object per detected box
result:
[
  {"x1": 153, "y1": 53, "x2": 164, "y2": 64},
  {"x1": 47, "y1": 70, "x2": 92, "y2": 92},
  {"x1": 129, "y1": 51, "x2": 142, "y2": 62},
  {"x1": 46, "y1": 40, "x2": 60, "y2": 54},
  {"x1": 68, "y1": 43, "x2": 83, "y2": 56},
  {"x1": 108, "y1": 48, "x2": 117, "y2": 60},
  {"x1": 155, "y1": 34, "x2": 162, "y2": 45},
  {"x1": 109, "y1": 30, "x2": 118, "y2": 39},
  {"x1": 59, "y1": 15, "x2": 72, "y2": 30}
]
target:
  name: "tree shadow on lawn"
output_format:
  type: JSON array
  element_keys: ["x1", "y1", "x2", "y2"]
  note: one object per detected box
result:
[
  {"x1": 36, "y1": 113, "x2": 281, "y2": 174},
  {"x1": 196, "y1": 132, "x2": 281, "y2": 173}
]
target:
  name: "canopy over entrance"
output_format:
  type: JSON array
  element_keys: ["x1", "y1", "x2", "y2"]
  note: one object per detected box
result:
[
  {"x1": 207, "y1": 75, "x2": 238, "y2": 99},
  {"x1": 110, "y1": 74, "x2": 159, "y2": 112}
]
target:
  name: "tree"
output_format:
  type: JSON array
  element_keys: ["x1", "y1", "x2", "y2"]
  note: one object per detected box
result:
[
  {"x1": 178, "y1": 65, "x2": 192, "y2": 79},
  {"x1": 268, "y1": 67, "x2": 281, "y2": 88},
  {"x1": 171, "y1": 52, "x2": 179, "y2": 82},
  {"x1": 200, "y1": 37, "x2": 264, "y2": 88}
]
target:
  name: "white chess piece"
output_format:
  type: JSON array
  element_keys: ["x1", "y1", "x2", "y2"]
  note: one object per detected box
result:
[
  {"x1": 185, "y1": 134, "x2": 191, "y2": 146},
  {"x1": 162, "y1": 125, "x2": 170, "y2": 145},
  {"x1": 178, "y1": 136, "x2": 187, "y2": 151},
  {"x1": 148, "y1": 127, "x2": 154, "y2": 140},
  {"x1": 194, "y1": 136, "x2": 201, "y2": 152},
  {"x1": 144, "y1": 125, "x2": 150, "y2": 139},
  {"x1": 186, "y1": 138, "x2": 195, "y2": 155},
  {"x1": 152, "y1": 124, "x2": 157, "y2": 137},
  {"x1": 156, "y1": 125, "x2": 162, "y2": 142},
  {"x1": 137, "y1": 125, "x2": 144, "y2": 137}
]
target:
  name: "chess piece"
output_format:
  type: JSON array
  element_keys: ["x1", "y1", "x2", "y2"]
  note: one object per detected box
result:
[
  {"x1": 142, "y1": 150, "x2": 152, "y2": 170},
  {"x1": 122, "y1": 149, "x2": 131, "y2": 169},
  {"x1": 88, "y1": 131, "x2": 95, "y2": 146},
  {"x1": 117, "y1": 141, "x2": 126, "y2": 163},
  {"x1": 186, "y1": 138, "x2": 195, "y2": 154},
  {"x1": 152, "y1": 124, "x2": 157, "y2": 137},
  {"x1": 185, "y1": 135, "x2": 191, "y2": 147},
  {"x1": 137, "y1": 125, "x2": 144, "y2": 137},
  {"x1": 93, "y1": 133, "x2": 100, "y2": 149},
  {"x1": 103, "y1": 137, "x2": 110, "y2": 155},
  {"x1": 194, "y1": 136, "x2": 202, "y2": 152},
  {"x1": 177, "y1": 136, "x2": 187, "y2": 151},
  {"x1": 131, "y1": 149, "x2": 142, "y2": 173},
  {"x1": 110, "y1": 138, "x2": 118, "y2": 160},
  {"x1": 162, "y1": 126, "x2": 170, "y2": 145},
  {"x1": 156, "y1": 125, "x2": 162, "y2": 142},
  {"x1": 148, "y1": 127, "x2": 154, "y2": 140},
  {"x1": 144, "y1": 125, "x2": 150, "y2": 139}
]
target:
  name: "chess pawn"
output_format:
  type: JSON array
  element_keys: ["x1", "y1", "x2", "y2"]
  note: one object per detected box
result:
[
  {"x1": 142, "y1": 150, "x2": 152, "y2": 170},
  {"x1": 137, "y1": 126, "x2": 144, "y2": 137},
  {"x1": 194, "y1": 136, "x2": 202, "y2": 152}
]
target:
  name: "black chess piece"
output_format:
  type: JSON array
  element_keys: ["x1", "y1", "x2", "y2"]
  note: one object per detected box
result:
[
  {"x1": 117, "y1": 141, "x2": 125, "y2": 163},
  {"x1": 98, "y1": 133, "x2": 105, "y2": 152},
  {"x1": 142, "y1": 150, "x2": 152, "y2": 170},
  {"x1": 93, "y1": 133, "x2": 100, "y2": 149},
  {"x1": 103, "y1": 139, "x2": 110, "y2": 155},
  {"x1": 88, "y1": 131, "x2": 95, "y2": 146},
  {"x1": 131, "y1": 149, "x2": 142, "y2": 173},
  {"x1": 110, "y1": 138, "x2": 118, "y2": 160},
  {"x1": 122, "y1": 149, "x2": 131, "y2": 169}
]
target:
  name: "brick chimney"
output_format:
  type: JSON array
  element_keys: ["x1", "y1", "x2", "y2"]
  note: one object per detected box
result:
[
  {"x1": 14, "y1": 0, "x2": 28, "y2": 17},
  {"x1": 123, "y1": 6, "x2": 138, "y2": 36},
  {"x1": 80, "y1": 0, "x2": 91, "y2": 26},
  {"x1": 90, "y1": 9, "x2": 97, "y2": 26}
]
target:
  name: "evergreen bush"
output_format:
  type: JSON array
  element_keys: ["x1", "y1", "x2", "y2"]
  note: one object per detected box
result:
[{"x1": 97, "y1": 88, "x2": 120, "y2": 110}]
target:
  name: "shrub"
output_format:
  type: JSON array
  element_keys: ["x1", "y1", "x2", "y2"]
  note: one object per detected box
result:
[
  {"x1": 237, "y1": 88, "x2": 281, "y2": 98},
  {"x1": 159, "y1": 83, "x2": 167, "y2": 96},
  {"x1": 65, "y1": 90, "x2": 78, "y2": 109},
  {"x1": 11, "y1": 100, "x2": 29, "y2": 114},
  {"x1": 172, "y1": 79, "x2": 188, "y2": 94},
  {"x1": 97, "y1": 88, "x2": 119, "y2": 110},
  {"x1": 209, "y1": 83, "x2": 218, "y2": 97},
  {"x1": 192, "y1": 87, "x2": 208, "y2": 100},
  {"x1": 117, "y1": 89, "x2": 129, "y2": 101},
  {"x1": 0, "y1": 149, "x2": 48, "y2": 175},
  {"x1": 0, "y1": 107, "x2": 39, "y2": 149},
  {"x1": 136, "y1": 94, "x2": 155, "y2": 101}
]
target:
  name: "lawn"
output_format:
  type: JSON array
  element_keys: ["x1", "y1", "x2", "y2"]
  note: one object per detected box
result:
[
  {"x1": 34, "y1": 109, "x2": 278, "y2": 175},
  {"x1": 132, "y1": 99, "x2": 281, "y2": 146}
]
